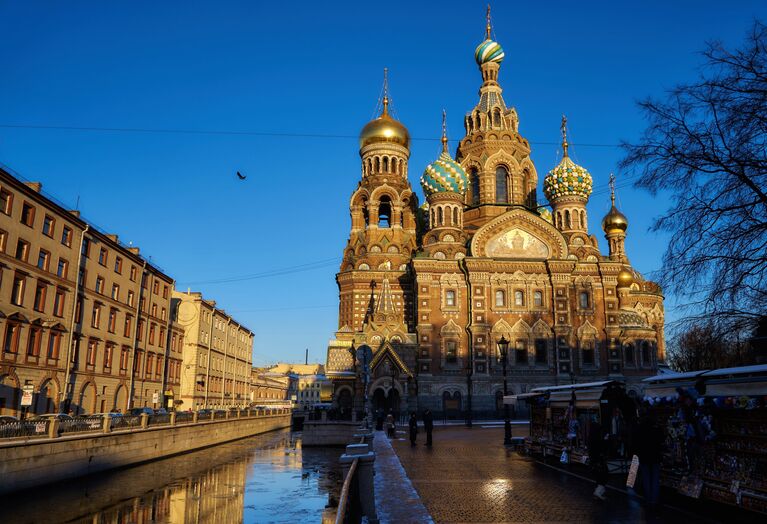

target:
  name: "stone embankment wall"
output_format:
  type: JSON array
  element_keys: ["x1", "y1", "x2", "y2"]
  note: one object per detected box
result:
[
  {"x1": 0, "y1": 413, "x2": 290, "y2": 495},
  {"x1": 302, "y1": 421, "x2": 361, "y2": 446}
]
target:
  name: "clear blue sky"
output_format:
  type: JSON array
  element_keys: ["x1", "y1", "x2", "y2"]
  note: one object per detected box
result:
[{"x1": 1, "y1": 1, "x2": 765, "y2": 365}]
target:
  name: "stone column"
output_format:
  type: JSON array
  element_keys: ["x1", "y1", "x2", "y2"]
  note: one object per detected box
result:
[{"x1": 339, "y1": 443, "x2": 378, "y2": 524}]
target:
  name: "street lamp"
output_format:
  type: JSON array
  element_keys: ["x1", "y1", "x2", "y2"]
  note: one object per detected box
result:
[{"x1": 497, "y1": 335, "x2": 512, "y2": 446}]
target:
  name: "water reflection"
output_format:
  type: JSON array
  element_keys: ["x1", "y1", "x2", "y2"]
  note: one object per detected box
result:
[{"x1": 3, "y1": 429, "x2": 341, "y2": 524}]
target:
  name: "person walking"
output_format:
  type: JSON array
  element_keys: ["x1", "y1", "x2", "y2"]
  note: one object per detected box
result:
[
  {"x1": 385, "y1": 410, "x2": 395, "y2": 438},
  {"x1": 423, "y1": 408, "x2": 434, "y2": 446},
  {"x1": 635, "y1": 411, "x2": 664, "y2": 508},
  {"x1": 408, "y1": 412, "x2": 418, "y2": 446},
  {"x1": 588, "y1": 420, "x2": 609, "y2": 500}
]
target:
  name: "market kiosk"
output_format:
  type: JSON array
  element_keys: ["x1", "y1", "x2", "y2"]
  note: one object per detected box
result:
[
  {"x1": 509, "y1": 380, "x2": 634, "y2": 464},
  {"x1": 643, "y1": 364, "x2": 767, "y2": 514}
]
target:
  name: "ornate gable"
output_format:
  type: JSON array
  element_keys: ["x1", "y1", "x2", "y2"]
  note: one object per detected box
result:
[
  {"x1": 370, "y1": 341, "x2": 413, "y2": 378},
  {"x1": 470, "y1": 209, "x2": 569, "y2": 259}
]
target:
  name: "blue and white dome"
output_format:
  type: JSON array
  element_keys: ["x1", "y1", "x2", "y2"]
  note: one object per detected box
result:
[{"x1": 421, "y1": 151, "x2": 469, "y2": 197}]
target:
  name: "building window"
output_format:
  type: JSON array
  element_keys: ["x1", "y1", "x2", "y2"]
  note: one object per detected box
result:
[
  {"x1": 81, "y1": 238, "x2": 91, "y2": 258},
  {"x1": 11, "y1": 274, "x2": 25, "y2": 305},
  {"x1": 57, "y1": 258, "x2": 68, "y2": 279},
  {"x1": 53, "y1": 289, "x2": 65, "y2": 317},
  {"x1": 515, "y1": 340, "x2": 528, "y2": 365},
  {"x1": 15, "y1": 239, "x2": 30, "y2": 262},
  {"x1": 98, "y1": 248, "x2": 107, "y2": 266},
  {"x1": 124, "y1": 314, "x2": 133, "y2": 337},
  {"x1": 129, "y1": 265, "x2": 137, "y2": 282},
  {"x1": 0, "y1": 188, "x2": 12, "y2": 215},
  {"x1": 514, "y1": 290, "x2": 525, "y2": 306},
  {"x1": 146, "y1": 353, "x2": 154, "y2": 378},
  {"x1": 495, "y1": 289, "x2": 505, "y2": 307},
  {"x1": 111, "y1": 284, "x2": 119, "y2": 301},
  {"x1": 445, "y1": 290, "x2": 456, "y2": 307},
  {"x1": 33, "y1": 283, "x2": 47, "y2": 312},
  {"x1": 446, "y1": 340, "x2": 457, "y2": 363},
  {"x1": 114, "y1": 256, "x2": 122, "y2": 274},
  {"x1": 0, "y1": 229, "x2": 6, "y2": 253},
  {"x1": 533, "y1": 290, "x2": 543, "y2": 307},
  {"x1": 3, "y1": 322, "x2": 21, "y2": 354},
  {"x1": 104, "y1": 343, "x2": 113, "y2": 370},
  {"x1": 20, "y1": 202, "x2": 35, "y2": 227},
  {"x1": 27, "y1": 327, "x2": 42, "y2": 357},
  {"x1": 579, "y1": 291, "x2": 590, "y2": 309},
  {"x1": 153, "y1": 280, "x2": 159, "y2": 294},
  {"x1": 47, "y1": 331, "x2": 62, "y2": 360},
  {"x1": 582, "y1": 341, "x2": 595, "y2": 365},
  {"x1": 95, "y1": 276, "x2": 105, "y2": 294},
  {"x1": 149, "y1": 323, "x2": 156, "y2": 345},
  {"x1": 161, "y1": 307, "x2": 166, "y2": 321},
  {"x1": 624, "y1": 343, "x2": 635, "y2": 365},
  {"x1": 91, "y1": 305, "x2": 101, "y2": 328},
  {"x1": 495, "y1": 166, "x2": 509, "y2": 204},
  {"x1": 163, "y1": 285, "x2": 168, "y2": 299},
  {"x1": 86, "y1": 340, "x2": 98, "y2": 367},
  {"x1": 120, "y1": 347, "x2": 130, "y2": 372},
  {"x1": 641, "y1": 341, "x2": 652, "y2": 366},
  {"x1": 159, "y1": 327, "x2": 166, "y2": 348},
  {"x1": 42, "y1": 214, "x2": 55, "y2": 237},
  {"x1": 37, "y1": 249, "x2": 50, "y2": 271},
  {"x1": 61, "y1": 226, "x2": 73, "y2": 247},
  {"x1": 108, "y1": 308, "x2": 117, "y2": 333},
  {"x1": 127, "y1": 290, "x2": 135, "y2": 307},
  {"x1": 151, "y1": 303, "x2": 157, "y2": 317},
  {"x1": 534, "y1": 339, "x2": 547, "y2": 364}
]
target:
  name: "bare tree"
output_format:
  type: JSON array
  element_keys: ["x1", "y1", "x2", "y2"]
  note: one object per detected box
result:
[
  {"x1": 667, "y1": 324, "x2": 755, "y2": 372},
  {"x1": 621, "y1": 21, "x2": 767, "y2": 335}
]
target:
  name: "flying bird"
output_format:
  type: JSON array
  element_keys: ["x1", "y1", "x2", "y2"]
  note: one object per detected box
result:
[{"x1": 236, "y1": 171, "x2": 247, "y2": 180}]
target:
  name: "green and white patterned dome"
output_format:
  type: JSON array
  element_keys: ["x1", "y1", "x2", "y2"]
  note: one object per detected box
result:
[
  {"x1": 543, "y1": 155, "x2": 593, "y2": 202},
  {"x1": 421, "y1": 151, "x2": 468, "y2": 197},
  {"x1": 475, "y1": 39, "x2": 505, "y2": 66}
]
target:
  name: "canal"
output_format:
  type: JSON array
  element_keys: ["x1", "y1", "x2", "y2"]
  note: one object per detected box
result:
[{"x1": 2, "y1": 428, "x2": 342, "y2": 524}]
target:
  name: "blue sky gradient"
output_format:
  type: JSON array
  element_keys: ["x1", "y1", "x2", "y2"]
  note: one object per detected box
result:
[{"x1": 1, "y1": 1, "x2": 765, "y2": 364}]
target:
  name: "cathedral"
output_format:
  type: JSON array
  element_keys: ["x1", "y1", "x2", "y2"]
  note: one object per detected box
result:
[{"x1": 325, "y1": 12, "x2": 665, "y2": 417}]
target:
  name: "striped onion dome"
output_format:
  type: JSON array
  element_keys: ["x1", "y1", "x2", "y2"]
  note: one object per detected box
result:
[
  {"x1": 475, "y1": 39, "x2": 505, "y2": 65},
  {"x1": 543, "y1": 155, "x2": 593, "y2": 202},
  {"x1": 420, "y1": 151, "x2": 469, "y2": 197}
]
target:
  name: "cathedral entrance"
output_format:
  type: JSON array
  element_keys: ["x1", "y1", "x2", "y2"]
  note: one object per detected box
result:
[{"x1": 372, "y1": 387, "x2": 401, "y2": 421}]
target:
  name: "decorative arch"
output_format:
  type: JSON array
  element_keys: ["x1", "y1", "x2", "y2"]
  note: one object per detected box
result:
[
  {"x1": 440, "y1": 319, "x2": 463, "y2": 335},
  {"x1": 370, "y1": 184, "x2": 401, "y2": 206},
  {"x1": 470, "y1": 209, "x2": 569, "y2": 259}
]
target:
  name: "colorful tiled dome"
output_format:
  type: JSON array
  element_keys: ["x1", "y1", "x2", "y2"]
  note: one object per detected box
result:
[
  {"x1": 475, "y1": 39, "x2": 505, "y2": 65},
  {"x1": 543, "y1": 155, "x2": 593, "y2": 202},
  {"x1": 421, "y1": 151, "x2": 469, "y2": 197}
]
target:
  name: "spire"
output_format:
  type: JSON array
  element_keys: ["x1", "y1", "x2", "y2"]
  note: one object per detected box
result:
[
  {"x1": 485, "y1": 4, "x2": 492, "y2": 39},
  {"x1": 375, "y1": 278, "x2": 397, "y2": 317},
  {"x1": 561, "y1": 114, "x2": 569, "y2": 158},
  {"x1": 609, "y1": 172, "x2": 616, "y2": 206},
  {"x1": 441, "y1": 109, "x2": 449, "y2": 154},
  {"x1": 382, "y1": 67, "x2": 389, "y2": 116}
]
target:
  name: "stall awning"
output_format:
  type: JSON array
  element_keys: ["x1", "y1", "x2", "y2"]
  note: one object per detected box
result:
[{"x1": 503, "y1": 393, "x2": 543, "y2": 405}]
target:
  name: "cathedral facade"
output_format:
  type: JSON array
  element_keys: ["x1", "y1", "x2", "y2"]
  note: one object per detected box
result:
[{"x1": 325, "y1": 15, "x2": 665, "y2": 417}]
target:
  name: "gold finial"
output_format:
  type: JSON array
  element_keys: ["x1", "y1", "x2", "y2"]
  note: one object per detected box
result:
[
  {"x1": 485, "y1": 4, "x2": 492, "y2": 40},
  {"x1": 441, "y1": 109, "x2": 449, "y2": 153},
  {"x1": 560, "y1": 114, "x2": 569, "y2": 157},
  {"x1": 382, "y1": 67, "x2": 389, "y2": 116},
  {"x1": 609, "y1": 173, "x2": 616, "y2": 206}
]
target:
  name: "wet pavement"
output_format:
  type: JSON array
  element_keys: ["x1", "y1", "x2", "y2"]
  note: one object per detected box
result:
[
  {"x1": 2, "y1": 428, "x2": 342, "y2": 524},
  {"x1": 390, "y1": 424, "x2": 755, "y2": 524}
]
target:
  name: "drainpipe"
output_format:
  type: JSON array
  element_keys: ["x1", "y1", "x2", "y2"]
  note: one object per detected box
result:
[
  {"x1": 160, "y1": 279, "x2": 175, "y2": 410},
  {"x1": 458, "y1": 257, "x2": 473, "y2": 428},
  {"x1": 62, "y1": 224, "x2": 89, "y2": 412},
  {"x1": 127, "y1": 261, "x2": 148, "y2": 410},
  {"x1": 204, "y1": 305, "x2": 215, "y2": 409}
]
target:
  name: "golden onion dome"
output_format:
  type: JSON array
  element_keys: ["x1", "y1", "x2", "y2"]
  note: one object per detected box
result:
[
  {"x1": 602, "y1": 204, "x2": 628, "y2": 234},
  {"x1": 617, "y1": 268, "x2": 635, "y2": 288},
  {"x1": 359, "y1": 98, "x2": 410, "y2": 150}
]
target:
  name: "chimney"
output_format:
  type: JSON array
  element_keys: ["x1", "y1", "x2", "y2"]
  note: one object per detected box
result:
[
  {"x1": 24, "y1": 182, "x2": 42, "y2": 193},
  {"x1": 128, "y1": 247, "x2": 140, "y2": 255},
  {"x1": 69, "y1": 210, "x2": 81, "y2": 218},
  {"x1": 106, "y1": 234, "x2": 119, "y2": 243}
]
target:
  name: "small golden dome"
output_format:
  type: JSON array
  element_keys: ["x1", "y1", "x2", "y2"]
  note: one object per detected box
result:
[
  {"x1": 617, "y1": 268, "x2": 634, "y2": 288},
  {"x1": 359, "y1": 108, "x2": 410, "y2": 149},
  {"x1": 602, "y1": 204, "x2": 628, "y2": 234}
]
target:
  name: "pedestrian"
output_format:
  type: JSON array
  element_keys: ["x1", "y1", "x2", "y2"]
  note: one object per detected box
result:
[
  {"x1": 376, "y1": 408, "x2": 384, "y2": 431},
  {"x1": 386, "y1": 410, "x2": 395, "y2": 438},
  {"x1": 635, "y1": 411, "x2": 664, "y2": 508},
  {"x1": 588, "y1": 420, "x2": 609, "y2": 500},
  {"x1": 408, "y1": 412, "x2": 418, "y2": 446},
  {"x1": 423, "y1": 408, "x2": 434, "y2": 446}
]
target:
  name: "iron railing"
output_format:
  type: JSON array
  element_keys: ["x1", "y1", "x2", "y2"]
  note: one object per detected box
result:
[{"x1": 0, "y1": 419, "x2": 49, "y2": 439}]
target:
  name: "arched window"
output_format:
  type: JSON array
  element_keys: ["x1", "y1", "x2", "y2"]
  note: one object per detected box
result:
[
  {"x1": 641, "y1": 341, "x2": 652, "y2": 366},
  {"x1": 514, "y1": 290, "x2": 524, "y2": 306},
  {"x1": 452, "y1": 207, "x2": 458, "y2": 226},
  {"x1": 470, "y1": 169, "x2": 480, "y2": 206},
  {"x1": 580, "y1": 210, "x2": 586, "y2": 229},
  {"x1": 556, "y1": 212, "x2": 562, "y2": 228},
  {"x1": 493, "y1": 108, "x2": 501, "y2": 127},
  {"x1": 495, "y1": 289, "x2": 505, "y2": 307},
  {"x1": 378, "y1": 196, "x2": 392, "y2": 228},
  {"x1": 533, "y1": 290, "x2": 543, "y2": 307},
  {"x1": 430, "y1": 209, "x2": 435, "y2": 228},
  {"x1": 374, "y1": 157, "x2": 380, "y2": 172},
  {"x1": 495, "y1": 166, "x2": 509, "y2": 204},
  {"x1": 565, "y1": 210, "x2": 572, "y2": 229},
  {"x1": 362, "y1": 200, "x2": 369, "y2": 227},
  {"x1": 445, "y1": 290, "x2": 456, "y2": 306},
  {"x1": 582, "y1": 340, "x2": 595, "y2": 365},
  {"x1": 624, "y1": 343, "x2": 635, "y2": 365},
  {"x1": 579, "y1": 291, "x2": 590, "y2": 309},
  {"x1": 437, "y1": 207, "x2": 443, "y2": 226},
  {"x1": 383, "y1": 157, "x2": 389, "y2": 172}
]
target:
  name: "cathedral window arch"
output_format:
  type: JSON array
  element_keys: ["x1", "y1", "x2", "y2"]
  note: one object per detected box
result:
[
  {"x1": 579, "y1": 291, "x2": 590, "y2": 309},
  {"x1": 581, "y1": 339, "x2": 595, "y2": 366},
  {"x1": 495, "y1": 166, "x2": 509, "y2": 204},
  {"x1": 565, "y1": 210, "x2": 572, "y2": 229},
  {"x1": 378, "y1": 196, "x2": 392, "y2": 228},
  {"x1": 452, "y1": 207, "x2": 458, "y2": 226},
  {"x1": 623, "y1": 342, "x2": 635, "y2": 366},
  {"x1": 495, "y1": 289, "x2": 505, "y2": 307},
  {"x1": 373, "y1": 157, "x2": 380, "y2": 173},
  {"x1": 514, "y1": 339, "x2": 528, "y2": 365},
  {"x1": 580, "y1": 210, "x2": 586, "y2": 230},
  {"x1": 470, "y1": 169, "x2": 480, "y2": 206},
  {"x1": 383, "y1": 157, "x2": 389, "y2": 172},
  {"x1": 514, "y1": 290, "x2": 525, "y2": 307},
  {"x1": 437, "y1": 207, "x2": 443, "y2": 226},
  {"x1": 445, "y1": 289, "x2": 456, "y2": 307},
  {"x1": 533, "y1": 290, "x2": 543, "y2": 307}
]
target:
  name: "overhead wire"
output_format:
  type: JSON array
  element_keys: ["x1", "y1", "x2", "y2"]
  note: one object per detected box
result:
[{"x1": 177, "y1": 257, "x2": 340, "y2": 285}]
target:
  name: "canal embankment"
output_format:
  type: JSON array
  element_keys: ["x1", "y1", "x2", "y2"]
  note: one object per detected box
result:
[{"x1": 0, "y1": 409, "x2": 290, "y2": 495}]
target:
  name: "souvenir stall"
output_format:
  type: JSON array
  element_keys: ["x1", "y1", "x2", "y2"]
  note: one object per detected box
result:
[
  {"x1": 510, "y1": 380, "x2": 633, "y2": 464},
  {"x1": 642, "y1": 365, "x2": 767, "y2": 515}
]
